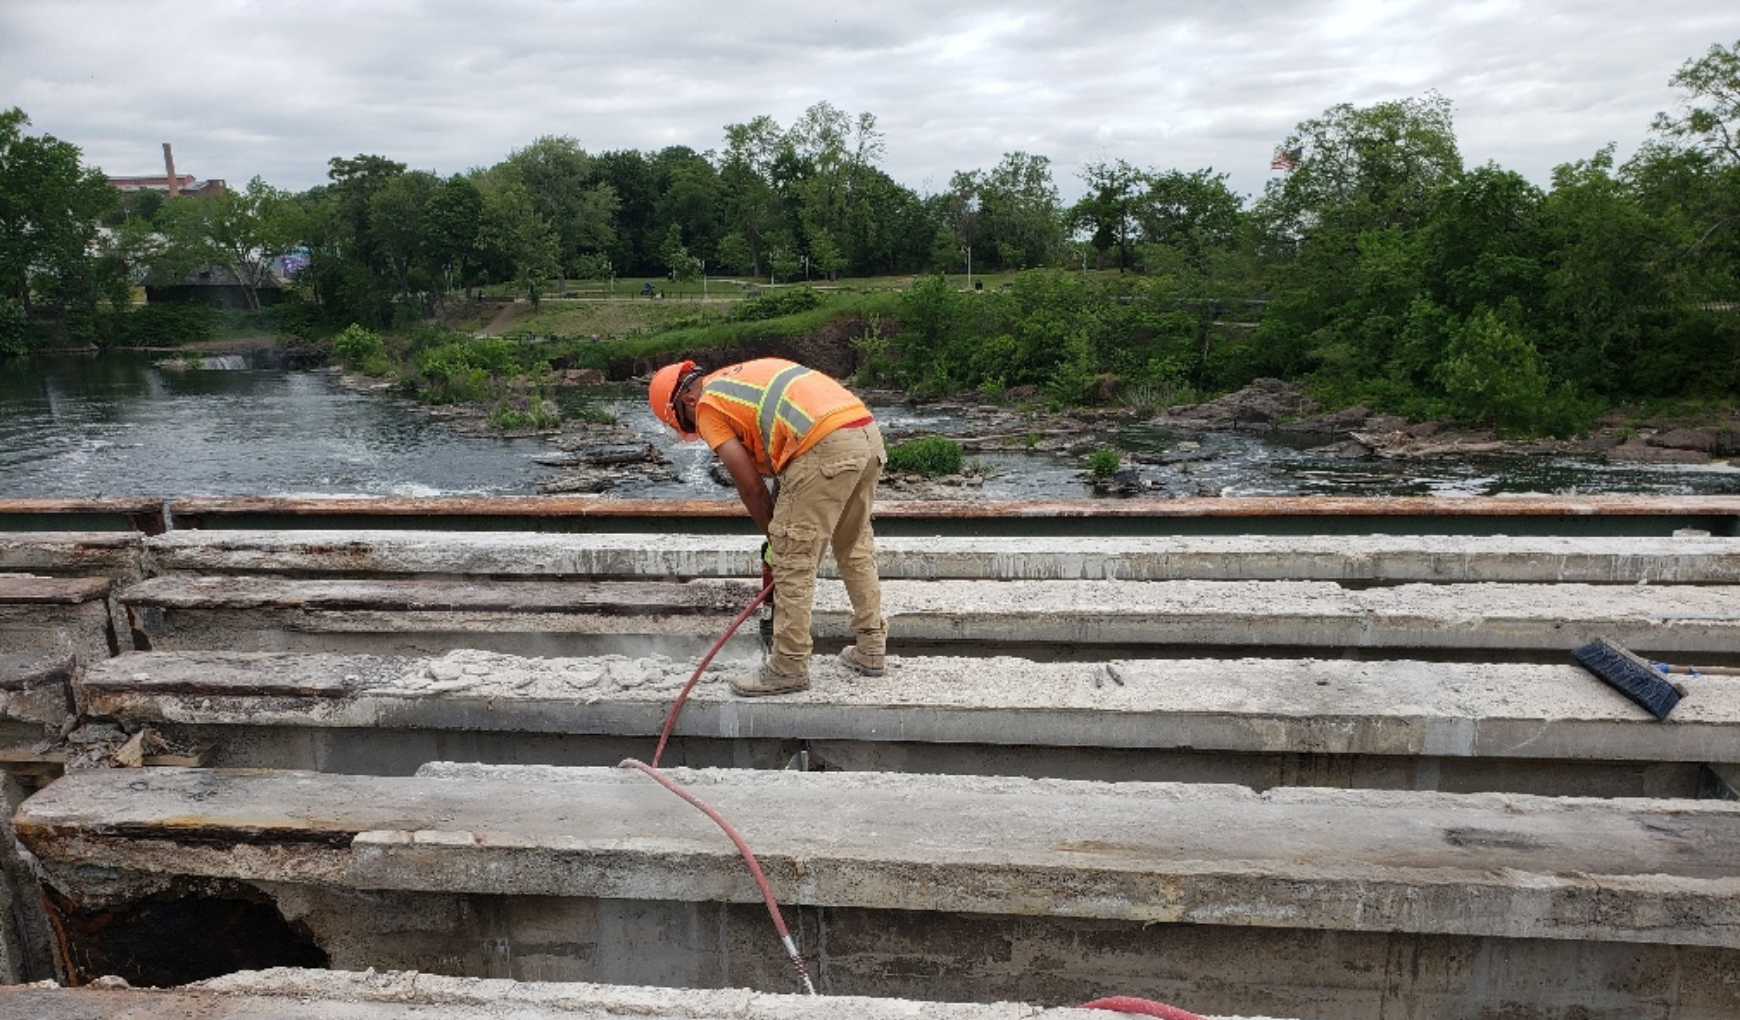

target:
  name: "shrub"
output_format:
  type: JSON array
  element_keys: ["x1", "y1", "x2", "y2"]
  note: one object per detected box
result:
[
  {"x1": 569, "y1": 406, "x2": 617, "y2": 425},
  {"x1": 731, "y1": 286, "x2": 823, "y2": 323},
  {"x1": 1088, "y1": 447, "x2": 1121, "y2": 478},
  {"x1": 489, "y1": 396, "x2": 561, "y2": 430},
  {"x1": 1435, "y1": 310, "x2": 1591, "y2": 436},
  {"x1": 413, "y1": 336, "x2": 520, "y2": 403},
  {"x1": 886, "y1": 436, "x2": 963, "y2": 476},
  {"x1": 332, "y1": 324, "x2": 390, "y2": 376},
  {"x1": 90, "y1": 304, "x2": 216, "y2": 349}
]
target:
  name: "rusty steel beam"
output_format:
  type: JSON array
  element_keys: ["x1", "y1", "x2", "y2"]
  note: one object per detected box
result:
[{"x1": 0, "y1": 498, "x2": 167, "y2": 535}]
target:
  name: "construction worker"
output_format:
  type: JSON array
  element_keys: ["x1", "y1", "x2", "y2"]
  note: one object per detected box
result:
[{"x1": 648, "y1": 357, "x2": 887, "y2": 696}]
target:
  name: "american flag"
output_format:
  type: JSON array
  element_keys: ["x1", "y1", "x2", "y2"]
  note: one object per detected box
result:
[{"x1": 1270, "y1": 147, "x2": 1301, "y2": 171}]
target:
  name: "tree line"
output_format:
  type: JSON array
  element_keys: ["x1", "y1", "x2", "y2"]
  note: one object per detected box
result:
[{"x1": 2, "y1": 39, "x2": 1736, "y2": 432}]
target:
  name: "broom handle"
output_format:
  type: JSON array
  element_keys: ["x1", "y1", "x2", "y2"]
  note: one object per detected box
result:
[{"x1": 1657, "y1": 663, "x2": 1740, "y2": 676}]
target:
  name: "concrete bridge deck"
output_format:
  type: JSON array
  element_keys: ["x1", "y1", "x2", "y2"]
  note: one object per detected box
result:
[
  {"x1": 8, "y1": 498, "x2": 1740, "y2": 1018},
  {"x1": 15, "y1": 766, "x2": 1740, "y2": 1017},
  {"x1": 137, "y1": 529, "x2": 1740, "y2": 583},
  {"x1": 19, "y1": 764, "x2": 1740, "y2": 948},
  {"x1": 12, "y1": 527, "x2": 1740, "y2": 584},
  {"x1": 113, "y1": 574, "x2": 1740, "y2": 659},
  {"x1": 77, "y1": 649, "x2": 1740, "y2": 797}
]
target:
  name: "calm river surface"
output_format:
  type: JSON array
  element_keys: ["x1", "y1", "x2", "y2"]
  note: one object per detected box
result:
[{"x1": 3, "y1": 351, "x2": 1737, "y2": 500}]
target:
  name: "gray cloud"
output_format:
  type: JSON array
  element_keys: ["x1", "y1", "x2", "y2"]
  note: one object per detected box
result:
[{"x1": 2, "y1": 0, "x2": 1729, "y2": 203}]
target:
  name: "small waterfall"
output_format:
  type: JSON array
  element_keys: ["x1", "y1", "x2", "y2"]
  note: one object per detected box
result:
[{"x1": 199, "y1": 355, "x2": 249, "y2": 370}]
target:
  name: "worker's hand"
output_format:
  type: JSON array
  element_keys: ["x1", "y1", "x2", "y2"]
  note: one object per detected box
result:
[{"x1": 760, "y1": 539, "x2": 772, "y2": 565}]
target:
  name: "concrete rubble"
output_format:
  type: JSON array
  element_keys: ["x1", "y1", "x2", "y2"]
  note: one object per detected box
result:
[{"x1": 0, "y1": 967, "x2": 1269, "y2": 1019}]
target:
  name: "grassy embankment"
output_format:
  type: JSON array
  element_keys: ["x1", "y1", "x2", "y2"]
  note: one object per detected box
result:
[{"x1": 324, "y1": 279, "x2": 914, "y2": 431}]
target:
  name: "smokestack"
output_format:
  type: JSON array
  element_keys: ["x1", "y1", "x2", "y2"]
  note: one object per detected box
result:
[{"x1": 162, "y1": 143, "x2": 179, "y2": 197}]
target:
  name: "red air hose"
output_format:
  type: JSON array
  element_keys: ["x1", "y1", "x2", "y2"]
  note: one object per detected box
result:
[
  {"x1": 625, "y1": 580, "x2": 819, "y2": 991},
  {"x1": 632, "y1": 583, "x2": 1208, "y2": 1015},
  {"x1": 1079, "y1": 997, "x2": 1207, "y2": 1019},
  {"x1": 651, "y1": 581, "x2": 772, "y2": 767},
  {"x1": 618, "y1": 757, "x2": 815, "y2": 994}
]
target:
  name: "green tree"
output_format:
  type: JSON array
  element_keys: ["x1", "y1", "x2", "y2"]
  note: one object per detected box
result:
[
  {"x1": 478, "y1": 181, "x2": 558, "y2": 304},
  {"x1": 650, "y1": 146, "x2": 722, "y2": 269},
  {"x1": 160, "y1": 176, "x2": 307, "y2": 311},
  {"x1": 1653, "y1": 38, "x2": 1740, "y2": 163},
  {"x1": 498, "y1": 136, "x2": 618, "y2": 291},
  {"x1": 0, "y1": 108, "x2": 118, "y2": 324},
  {"x1": 720, "y1": 115, "x2": 786, "y2": 278},
  {"x1": 1256, "y1": 92, "x2": 1462, "y2": 240},
  {"x1": 299, "y1": 154, "x2": 406, "y2": 324},
  {"x1": 659, "y1": 222, "x2": 702, "y2": 291},
  {"x1": 713, "y1": 231, "x2": 754, "y2": 275},
  {"x1": 1074, "y1": 160, "x2": 1146, "y2": 271},
  {"x1": 367, "y1": 169, "x2": 440, "y2": 300},
  {"x1": 424, "y1": 174, "x2": 485, "y2": 297},
  {"x1": 1133, "y1": 169, "x2": 1244, "y2": 273},
  {"x1": 974, "y1": 152, "x2": 1066, "y2": 270},
  {"x1": 1435, "y1": 308, "x2": 1569, "y2": 434}
]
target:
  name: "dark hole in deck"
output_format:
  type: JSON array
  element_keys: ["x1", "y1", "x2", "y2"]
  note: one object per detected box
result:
[{"x1": 46, "y1": 881, "x2": 327, "y2": 987}]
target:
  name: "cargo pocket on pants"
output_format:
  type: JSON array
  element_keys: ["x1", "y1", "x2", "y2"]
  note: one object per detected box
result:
[{"x1": 767, "y1": 521, "x2": 822, "y2": 566}]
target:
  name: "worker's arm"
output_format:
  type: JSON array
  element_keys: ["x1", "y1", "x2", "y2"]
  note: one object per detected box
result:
[{"x1": 714, "y1": 438, "x2": 775, "y2": 533}]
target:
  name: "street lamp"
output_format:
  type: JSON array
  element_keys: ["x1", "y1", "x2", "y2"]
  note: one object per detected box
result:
[{"x1": 962, "y1": 245, "x2": 972, "y2": 291}]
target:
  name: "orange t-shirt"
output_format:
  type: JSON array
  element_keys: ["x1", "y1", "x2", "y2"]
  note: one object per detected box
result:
[{"x1": 695, "y1": 359, "x2": 870, "y2": 475}]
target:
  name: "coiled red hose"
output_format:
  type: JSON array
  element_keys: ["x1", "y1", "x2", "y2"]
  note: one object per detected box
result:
[{"x1": 1080, "y1": 995, "x2": 1208, "y2": 1019}]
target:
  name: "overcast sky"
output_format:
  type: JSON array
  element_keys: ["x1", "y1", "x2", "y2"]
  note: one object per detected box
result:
[{"x1": 2, "y1": 1, "x2": 1731, "y2": 204}]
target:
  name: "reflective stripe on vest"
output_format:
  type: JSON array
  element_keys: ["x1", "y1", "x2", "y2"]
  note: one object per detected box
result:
[{"x1": 703, "y1": 364, "x2": 817, "y2": 454}]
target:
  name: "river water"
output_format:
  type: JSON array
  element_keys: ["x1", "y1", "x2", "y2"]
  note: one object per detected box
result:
[{"x1": 2, "y1": 351, "x2": 1737, "y2": 500}]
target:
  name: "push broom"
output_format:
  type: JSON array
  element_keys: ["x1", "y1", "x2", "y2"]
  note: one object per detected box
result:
[{"x1": 1572, "y1": 636, "x2": 1740, "y2": 721}]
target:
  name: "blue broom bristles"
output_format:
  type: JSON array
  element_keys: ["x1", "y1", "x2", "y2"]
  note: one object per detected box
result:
[{"x1": 1572, "y1": 637, "x2": 1683, "y2": 721}]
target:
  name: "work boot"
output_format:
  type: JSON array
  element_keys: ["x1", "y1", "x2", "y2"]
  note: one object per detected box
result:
[
  {"x1": 838, "y1": 646, "x2": 885, "y2": 677},
  {"x1": 729, "y1": 663, "x2": 810, "y2": 697}
]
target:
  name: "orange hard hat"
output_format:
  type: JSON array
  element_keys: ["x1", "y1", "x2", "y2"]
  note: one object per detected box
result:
[{"x1": 648, "y1": 359, "x2": 700, "y2": 439}]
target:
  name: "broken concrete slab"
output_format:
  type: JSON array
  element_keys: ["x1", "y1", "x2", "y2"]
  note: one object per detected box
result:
[
  {"x1": 0, "y1": 968, "x2": 1194, "y2": 1019},
  {"x1": 114, "y1": 575, "x2": 1740, "y2": 658},
  {"x1": 71, "y1": 648, "x2": 1722, "y2": 795},
  {"x1": 141, "y1": 528, "x2": 1740, "y2": 583},
  {"x1": 0, "y1": 654, "x2": 74, "y2": 744},
  {"x1": 0, "y1": 531, "x2": 144, "y2": 583},
  {"x1": 17, "y1": 765, "x2": 1740, "y2": 949},
  {"x1": 117, "y1": 575, "x2": 759, "y2": 655},
  {"x1": 0, "y1": 574, "x2": 115, "y2": 663},
  {"x1": 77, "y1": 649, "x2": 1740, "y2": 768}
]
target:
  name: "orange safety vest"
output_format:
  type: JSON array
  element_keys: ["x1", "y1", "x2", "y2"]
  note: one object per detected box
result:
[{"x1": 694, "y1": 359, "x2": 870, "y2": 475}]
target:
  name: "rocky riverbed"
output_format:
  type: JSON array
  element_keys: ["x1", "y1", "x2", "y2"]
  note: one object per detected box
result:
[{"x1": 327, "y1": 363, "x2": 1740, "y2": 500}]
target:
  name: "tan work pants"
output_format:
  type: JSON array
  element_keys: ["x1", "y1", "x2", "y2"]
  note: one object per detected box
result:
[{"x1": 765, "y1": 422, "x2": 886, "y2": 676}]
